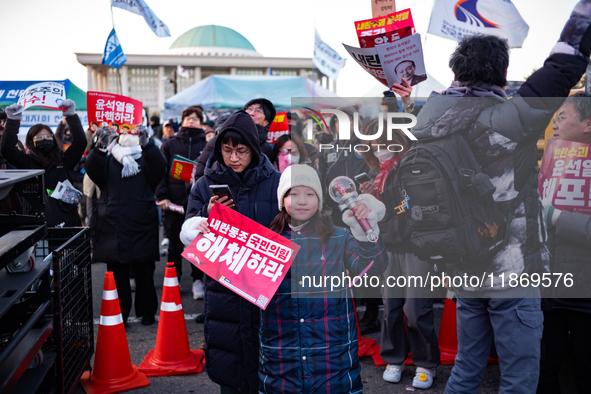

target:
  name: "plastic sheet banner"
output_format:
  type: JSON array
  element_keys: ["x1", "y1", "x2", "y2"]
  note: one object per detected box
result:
[
  {"x1": 182, "y1": 204, "x2": 300, "y2": 309},
  {"x1": 17, "y1": 82, "x2": 67, "y2": 112},
  {"x1": 267, "y1": 112, "x2": 289, "y2": 144},
  {"x1": 87, "y1": 92, "x2": 143, "y2": 133},
  {"x1": 313, "y1": 29, "x2": 345, "y2": 80},
  {"x1": 355, "y1": 8, "x2": 415, "y2": 48},
  {"x1": 427, "y1": 0, "x2": 529, "y2": 48},
  {"x1": 539, "y1": 140, "x2": 591, "y2": 215}
]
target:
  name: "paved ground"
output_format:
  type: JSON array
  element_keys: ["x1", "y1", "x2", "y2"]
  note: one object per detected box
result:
[{"x1": 72, "y1": 253, "x2": 577, "y2": 393}]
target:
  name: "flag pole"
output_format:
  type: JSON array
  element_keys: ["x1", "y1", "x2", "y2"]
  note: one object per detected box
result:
[{"x1": 110, "y1": 2, "x2": 122, "y2": 95}]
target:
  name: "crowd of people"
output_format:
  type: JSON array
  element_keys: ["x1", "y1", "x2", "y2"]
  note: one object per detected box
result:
[{"x1": 1, "y1": 2, "x2": 591, "y2": 393}]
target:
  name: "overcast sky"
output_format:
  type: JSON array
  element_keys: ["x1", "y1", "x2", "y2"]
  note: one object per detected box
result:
[{"x1": 0, "y1": 0, "x2": 579, "y2": 98}]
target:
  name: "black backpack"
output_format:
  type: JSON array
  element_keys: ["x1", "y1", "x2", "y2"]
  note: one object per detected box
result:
[{"x1": 394, "y1": 132, "x2": 525, "y2": 267}]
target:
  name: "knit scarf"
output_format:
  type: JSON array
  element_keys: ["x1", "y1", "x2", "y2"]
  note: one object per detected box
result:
[
  {"x1": 371, "y1": 157, "x2": 398, "y2": 201},
  {"x1": 110, "y1": 141, "x2": 142, "y2": 178}
]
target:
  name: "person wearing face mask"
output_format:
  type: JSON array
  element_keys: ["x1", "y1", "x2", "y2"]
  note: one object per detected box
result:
[
  {"x1": 1, "y1": 101, "x2": 86, "y2": 227},
  {"x1": 85, "y1": 126, "x2": 167, "y2": 326},
  {"x1": 360, "y1": 119, "x2": 441, "y2": 389},
  {"x1": 271, "y1": 133, "x2": 311, "y2": 173},
  {"x1": 155, "y1": 106, "x2": 208, "y2": 298}
]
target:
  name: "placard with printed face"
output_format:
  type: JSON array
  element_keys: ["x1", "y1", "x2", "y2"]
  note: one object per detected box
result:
[
  {"x1": 182, "y1": 204, "x2": 300, "y2": 309},
  {"x1": 539, "y1": 139, "x2": 591, "y2": 215},
  {"x1": 87, "y1": 91, "x2": 143, "y2": 134},
  {"x1": 375, "y1": 33, "x2": 427, "y2": 87},
  {"x1": 17, "y1": 82, "x2": 67, "y2": 111}
]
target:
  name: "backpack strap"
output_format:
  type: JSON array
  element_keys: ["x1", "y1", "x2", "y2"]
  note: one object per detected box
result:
[{"x1": 502, "y1": 173, "x2": 532, "y2": 246}]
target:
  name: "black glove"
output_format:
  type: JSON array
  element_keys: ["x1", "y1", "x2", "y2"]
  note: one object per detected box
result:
[
  {"x1": 555, "y1": 0, "x2": 591, "y2": 58},
  {"x1": 137, "y1": 125, "x2": 149, "y2": 147},
  {"x1": 5, "y1": 103, "x2": 24, "y2": 121},
  {"x1": 95, "y1": 127, "x2": 111, "y2": 150},
  {"x1": 59, "y1": 99, "x2": 76, "y2": 116}
]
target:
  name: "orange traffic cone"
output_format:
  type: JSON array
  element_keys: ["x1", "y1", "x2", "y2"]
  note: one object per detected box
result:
[
  {"x1": 139, "y1": 263, "x2": 204, "y2": 376},
  {"x1": 438, "y1": 290, "x2": 458, "y2": 365},
  {"x1": 80, "y1": 272, "x2": 150, "y2": 394}
]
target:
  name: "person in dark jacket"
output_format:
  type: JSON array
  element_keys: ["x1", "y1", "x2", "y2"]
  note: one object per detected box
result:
[
  {"x1": 180, "y1": 110, "x2": 281, "y2": 394},
  {"x1": 86, "y1": 126, "x2": 167, "y2": 325},
  {"x1": 150, "y1": 115, "x2": 162, "y2": 140},
  {"x1": 194, "y1": 99, "x2": 276, "y2": 180},
  {"x1": 1, "y1": 100, "x2": 86, "y2": 227},
  {"x1": 411, "y1": 6, "x2": 589, "y2": 391},
  {"x1": 538, "y1": 93, "x2": 591, "y2": 394},
  {"x1": 155, "y1": 106, "x2": 208, "y2": 298}
]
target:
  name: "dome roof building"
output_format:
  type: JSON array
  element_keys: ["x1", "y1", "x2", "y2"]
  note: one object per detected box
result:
[
  {"x1": 76, "y1": 25, "x2": 331, "y2": 114},
  {"x1": 167, "y1": 25, "x2": 262, "y2": 57}
]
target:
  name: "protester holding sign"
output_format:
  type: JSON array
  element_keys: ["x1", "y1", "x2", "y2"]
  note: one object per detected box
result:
[
  {"x1": 537, "y1": 92, "x2": 591, "y2": 394},
  {"x1": 182, "y1": 109, "x2": 281, "y2": 394},
  {"x1": 85, "y1": 126, "x2": 166, "y2": 326},
  {"x1": 257, "y1": 164, "x2": 386, "y2": 393},
  {"x1": 409, "y1": 0, "x2": 590, "y2": 389},
  {"x1": 1, "y1": 100, "x2": 86, "y2": 227},
  {"x1": 155, "y1": 106, "x2": 208, "y2": 299}
]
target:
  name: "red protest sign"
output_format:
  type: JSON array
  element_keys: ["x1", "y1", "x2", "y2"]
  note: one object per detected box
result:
[
  {"x1": 539, "y1": 139, "x2": 591, "y2": 214},
  {"x1": 170, "y1": 155, "x2": 197, "y2": 183},
  {"x1": 354, "y1": 8, "x2": 415, "y2": 48},
  {"x1": 87, "y1": 92, "x2": 143, "y2": 134},
  {"x1": 182, "y1": 204, "x2": 299, "y2": 309},
  {"x1": 267, "y1": 112, "x2": 289, "y2": 144}
]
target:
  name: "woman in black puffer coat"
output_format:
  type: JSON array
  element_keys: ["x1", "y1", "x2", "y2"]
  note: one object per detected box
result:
[
  {"x1": 86, "y1": 126, "x2": 167, "y2": 325},
  {"x1": 1, "y1": 100, "x2": 86, "y2": 227}
]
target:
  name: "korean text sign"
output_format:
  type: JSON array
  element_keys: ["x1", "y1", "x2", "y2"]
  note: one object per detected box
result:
[
  {"x1": 17, "y1": 82, "x2": 66, "y2": 111},
  {"x1": 355, "y1": 8, "x2": 414, "y2": 48},
  {"x1": 539, "y1": 140, "x2": 591, "y2": 214},
  {"x1": 267, "y1": 112, "x2": 289, "y2": 144},
  {"x1": 182, "y1": 204, "x2": 300, "y2": 309},
  {"x1": 87, "y1": 92, "x2": 143, "y2": 132}
]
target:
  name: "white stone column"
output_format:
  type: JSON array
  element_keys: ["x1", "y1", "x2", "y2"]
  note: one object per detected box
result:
[
  {"x1": 102, "y1": 73, "x2": 108, "y2": 92},
  {"x1": 92, "y1": 68, "x2": 98, "y2": 92},
  {"x1": 121, "y1": 66, "x2": 129, "y2": 96},
  {"x1": 230, "y1": 67, "x2": 237, "y2": 75},
  {"x1": 194, "y1": 67, "x2": 202, "y2": 84},
  {"x1": 158, "y1": 66, "x2": 165, "y2": 111},
  {"x1": 266, "y1": 67, "x2": 272, "y2": 76},
  {"x1": 87, "y1": 65, "x2": 93, "y2": 91}
]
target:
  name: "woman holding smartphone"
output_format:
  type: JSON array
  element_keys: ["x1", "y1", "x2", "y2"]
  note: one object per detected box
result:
[{"x1": 182, "y1": 110, "x2": 281, "y2": 394}]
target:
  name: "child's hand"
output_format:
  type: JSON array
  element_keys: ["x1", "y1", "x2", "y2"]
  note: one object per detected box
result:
[
  {"x1": 196, "y1": 220, "x2": 210, "y2": 234},
  {"x1": 348, "y1": 200, "x2": 370, "y2": 220}
]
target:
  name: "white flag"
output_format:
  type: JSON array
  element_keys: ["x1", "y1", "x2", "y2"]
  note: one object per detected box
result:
[
  {"x1": 427, "y1": 0, "x2": 529, "y2": 48},
  {"x1": 177, "y1": 65, "x2": 190, "y2": 79},
  {"x1": 314, "y1": 30, "x2": 345, "y2": 80},
  {"x1": 111, "y1": 0, "x2": 171, "y2": 38}
]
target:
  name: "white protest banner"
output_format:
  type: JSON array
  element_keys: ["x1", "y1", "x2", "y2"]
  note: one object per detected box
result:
[
  {"x1": 342, "y1": 43, "x2": 388, "y2": 86},
  {"x1": 375, "y1": 33, "x2": 427, "y2": 87},
  {"x1": 17, "y1": 82, "x2": 66, "y2": 112},
  {"x1": 314, "y1": 30, "x2": 345, "y2": 80},
  {"x1": 111, "y1": 0, "x2": 170, "y2": 37},
  {"x1": 427, "y1": 0, "x2": 529, "y2": 48}
]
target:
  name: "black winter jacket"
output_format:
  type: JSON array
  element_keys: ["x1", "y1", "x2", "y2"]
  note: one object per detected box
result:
[
  {"x1": 195, "y1": 123, "x2": 274, "y2": 180},
  {"x1": 0, "y1": 115, "x2": 86, "y2": 227},
  {"x1": 543, "y1": 210, "x2": 591, "y2": 313},
  {"x1": 155, "y1": 127, "x2": 207, "y2": 207},
  {"x1": 186, "y1": 110, "x2": 281, "y2": 394},
  {"x1": 412, "y1": 53, "x2": 587, "y2": 291},
  {"x1": 86, "y1": 141, "x2": 167, "y2": 264}
]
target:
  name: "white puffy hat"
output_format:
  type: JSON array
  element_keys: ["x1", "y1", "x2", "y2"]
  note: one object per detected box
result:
[{"x1": 277, "y1": 164, "x2": 323, "y2": 211}]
